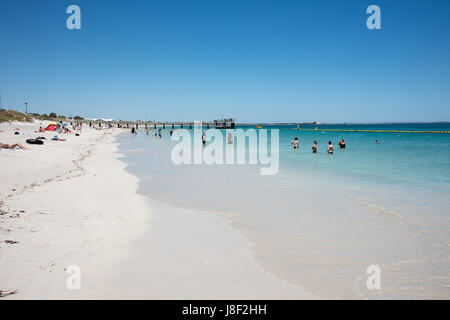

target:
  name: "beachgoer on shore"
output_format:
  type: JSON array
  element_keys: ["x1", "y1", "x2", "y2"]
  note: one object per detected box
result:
[
  {"x1": 0, "y1": 142, "x2": 26, "y2": 150},
  {"x1": 51, "y1": 135, "x2": 66, "y2": 141}
]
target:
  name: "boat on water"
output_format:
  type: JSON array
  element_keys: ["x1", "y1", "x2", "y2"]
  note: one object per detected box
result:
[{"x1": 214, "y1": 118, "x2": 235, "y2": 129}]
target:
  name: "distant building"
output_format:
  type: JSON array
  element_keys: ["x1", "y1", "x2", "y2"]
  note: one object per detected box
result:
[{"x1": 88, "y1": 118, "x2": 114, "y2": 122}]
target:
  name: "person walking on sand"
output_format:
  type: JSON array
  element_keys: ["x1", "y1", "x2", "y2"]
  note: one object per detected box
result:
[
  {"x1": 312, "y1": 140, "x2": 318, "y2": 153},
  {"x1": 327, "y1": 141, "x2": 334, "y2": 154}
]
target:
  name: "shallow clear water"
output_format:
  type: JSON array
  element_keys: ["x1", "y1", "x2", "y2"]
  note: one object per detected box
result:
[{"x1": 118, "y1": 123, "x2": 450, "y2": 299}]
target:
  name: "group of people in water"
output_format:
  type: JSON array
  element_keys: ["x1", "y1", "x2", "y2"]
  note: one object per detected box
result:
[
  {"x1": 291, "y1": 138, "x2": 346, "y2": 154},
  {"x1": 201, "y1": 132, "x2": 234, "y2": 146},
  {"x1": 136, "y1": 128, "x2": 234, "y2": 146},
  {"x1": 133, "y1": 127, "x2": 383, "y2": 155},
  {"x1": 131, "y1": 127, "x2": 178, "y2": 139}
]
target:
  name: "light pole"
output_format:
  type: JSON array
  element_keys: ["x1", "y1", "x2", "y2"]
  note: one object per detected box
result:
[{"x1": 25, "y1": 102, "x2": 28, "y2": 114}]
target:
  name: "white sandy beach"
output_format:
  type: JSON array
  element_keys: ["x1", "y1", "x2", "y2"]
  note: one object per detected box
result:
[{"x1": 0, "y1": 121, "x2": 316, "y2": 299}]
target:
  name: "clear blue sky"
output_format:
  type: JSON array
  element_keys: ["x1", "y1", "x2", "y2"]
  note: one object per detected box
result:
[{"x1": 0, "y1": 0, "x2": 449, "y2": 122}]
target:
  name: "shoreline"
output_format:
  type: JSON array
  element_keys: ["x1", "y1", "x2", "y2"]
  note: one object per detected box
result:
[
  {"x1": 115, "y1": 129, "x2": 450, "y2": 299},
  {"x1": 0, "y1": 122, "x2": 316, "y2": 299},
  {"x1": 0, "y1": 122, "x2": 151, "y2": 299}
]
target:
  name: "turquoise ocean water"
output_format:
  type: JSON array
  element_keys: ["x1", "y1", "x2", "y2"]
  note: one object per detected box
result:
[{"x1": 118, "y1": 123, "x2": 450, "y2": 299}]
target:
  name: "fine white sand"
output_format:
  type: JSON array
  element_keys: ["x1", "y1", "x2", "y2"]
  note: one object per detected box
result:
[{"x1": 0, "y1": 121, "x2": 315, "y2": 299}]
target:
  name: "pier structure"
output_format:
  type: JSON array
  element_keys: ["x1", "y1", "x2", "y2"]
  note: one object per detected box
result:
[
  {"x1": 84, "y1": 120, "x2": 449, "y2": 134},
  {"x1": 86, "y1": 120, "x2": 236, "y2": 130}
]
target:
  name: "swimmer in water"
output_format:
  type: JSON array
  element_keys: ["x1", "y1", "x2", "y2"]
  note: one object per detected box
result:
[
  {"x1": 291, "y1": 137, "x2": 299, "y2": 150},
  {"x1": 312, "y1": 140, "x2": 318, "y2": 153},
  {"x1": 375, "y1": 140, "x2": 380, "y2": 144},
  {"x1": 338, "y1": 139, "x2": 346, "y2": 149},
  {"x1": 327, "y1": 141, "x2": 334, "y2": 154}
]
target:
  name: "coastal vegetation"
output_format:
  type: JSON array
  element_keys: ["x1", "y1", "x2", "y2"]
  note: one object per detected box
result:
[
  {"x1": 0, "y1": 109, "x2": 84, "y2": 123},
  {"x1": 0, "y1": 109, "x2": 33, "y2": 123}
]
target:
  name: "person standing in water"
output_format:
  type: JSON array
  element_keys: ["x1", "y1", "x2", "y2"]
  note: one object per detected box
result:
[
  {"x1": 312, "y1": 140, "x2": 318, "y2": 153},
  {"x1": 291, "y1": 137, "x2": 299, "y2": 149},
  {"x1": 338, "y1": 139, "x2": 346, "y2": 148},
  {"x1": 327, "y1": 141, "x2": 334, "y2": 154},
  {"x1": 202, "y1": 131, "x2": 206, "y2": 146},
  {"x1": 227, "y1": 133, "x2": 233, "y2": 144}
]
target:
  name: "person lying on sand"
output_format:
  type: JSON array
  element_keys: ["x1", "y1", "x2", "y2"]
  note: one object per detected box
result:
[
  {"x1": 0, "y1": 142, "x2": 27, "y2": 150},
  {"x1": 51, "y1": 136, "x2": 66, "y2": 141}
]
